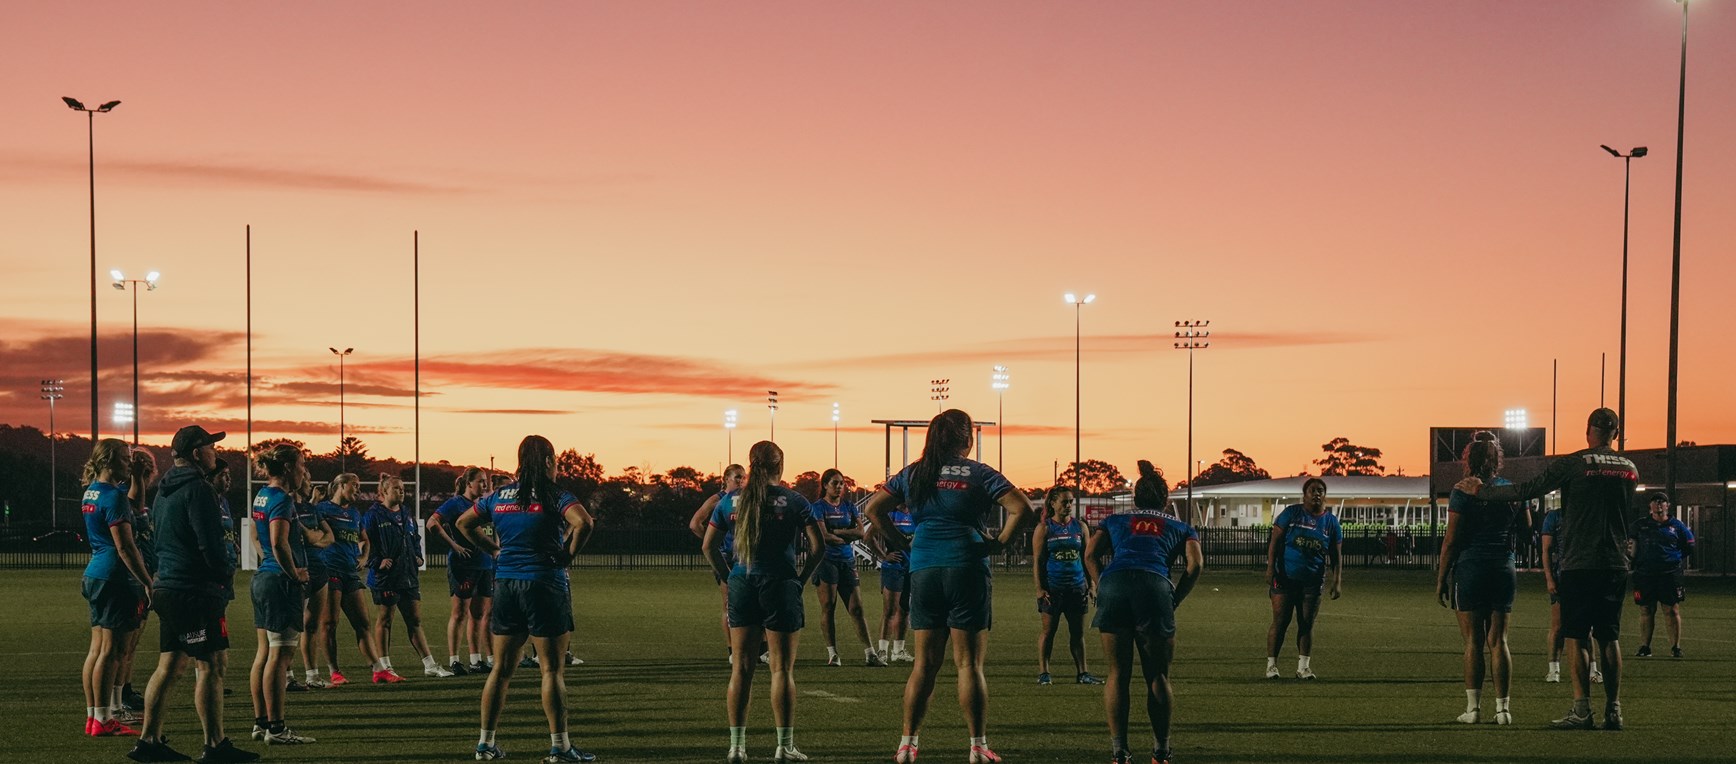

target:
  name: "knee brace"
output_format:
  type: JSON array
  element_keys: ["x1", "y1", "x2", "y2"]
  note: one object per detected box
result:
[{"x1": 267, "y1": 628, "x2": 302, "y2": 648}]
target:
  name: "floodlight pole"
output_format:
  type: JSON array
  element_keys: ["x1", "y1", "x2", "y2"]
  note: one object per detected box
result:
[
  {"x1": 64, "y1": 97, "x2": 120, "y2": 442},
  {"x1": 113, "y1": 274, "x2": 158, "y2": 445},
  {"x1": 1064, "y1": 293, "x2": 1095, "y2": 491},
  {"x1": 1175, "y1": 320, "x2": 1210, "y2": 525},
  {"x1": 992, "y1": 366, "x2": 1010, "y2": 472},
  {"x1": 41, "y1": 380, "x2": 64, "y2": 527},
  {"x1": 1665, "y1": 0, "x2": 1691, "y2": 502},
  {"x1": 330, "y1": 347, "x2": 353, "y2": 471},
  {"x1": 1600, "y1": 144, "x2": 1645, "y2": 451}
]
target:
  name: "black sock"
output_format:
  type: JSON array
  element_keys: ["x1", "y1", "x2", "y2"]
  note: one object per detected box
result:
[
  {"x1": 255, "y1": 716, "x2": 268, "y2": 729},
  {"x1": 269, "y1": 720, "x2": 285, "y2": 734}
]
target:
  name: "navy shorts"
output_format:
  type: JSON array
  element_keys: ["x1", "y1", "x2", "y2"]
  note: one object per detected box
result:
[
  {"x1": 250, "y1": 570, "x2": 305, "y2": 633},
  {"x1": 728, "y1": 573, "x2": 805, "y2": 633},
  {"x1": 448, "y1": 567, "x2": 496, "y2": 599},
  {"x1": 1633, "y1": 570, "x2": 1685, "y2": 607},
  {"x1": 83, "y1": 576, "x2": 147, "y2": 631},
  {"x1": 712, "y1": 551, "x2": 738, "y2": 586},
  {"x1": 1270, "y1": 573, "x2": 1323, "y2": 601},
  {"x1": 491, "y1": 578, "x2": 573, "y2": 638},
  {"x1": 910, "y1": 566, "x2": 992, "y2": 632},
  {"x1": 303, "y1": 565, "x2": 329, "y2": 594},
  {"x1": 1559, "y1": 569, "x2": 1626, "y2": 642},
  {"x1": 1038, "y1": 584, "x2": 1089, "y2": 617},
  {"x1": 880, "y1": 566, "x2": 911, "y2": 610},
  {"x1": 328, "y1": 565, "x2": 365, "y2": 595},
  {"x1": 1092, "y1": 570, "x2": 1177, "y2": 638},
  {"x1": 155, "y1": 589, "x2": 230, "y2": 660},
  {"x1": 814, "y1": 558, "x2": 860, "y2": 600},
  {"x1": 1452, "y1": 558, "x2": 1516, "y2": 613},
  {"x1": 371, "y1": 585, "x2": 422, "y2": 607}
]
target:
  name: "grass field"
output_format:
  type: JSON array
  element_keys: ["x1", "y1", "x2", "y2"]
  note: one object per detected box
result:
[{"x1": 6, "y1": 567, "x2": 1735, "y2": 763}]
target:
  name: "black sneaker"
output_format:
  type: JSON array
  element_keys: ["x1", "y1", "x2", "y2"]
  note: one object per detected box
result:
[
  {"x1": 518, "y1": 655, "x2": 538, "y2": 669},
  {"x1": 198, "y1": 738, "x2": 261, "y2": 764},
  {"x1": 1636, "y1": 644, "x2": 1652, "y2": 658},
  {"x1": 1602, "y1": 706, "x2": 1624, "y2": 731},
  {"x1": 128, "y1": 738, "x2": 192, "y2": 762},
  {"x1": 1671, "y1": 646, "x2": 1684, "y2": 659},
  {"x1": 449, "y1": 660, "x2": 470, "y2": 676},
  {"x1": 123, "y1": 684, "x2": 146, "y2": 711},
  {"x1": 284, "y1": 679, "x2": 308, "y2": 692},
  {"x1": 468, "y1": 661, "x2": 488, "y2": 674}
]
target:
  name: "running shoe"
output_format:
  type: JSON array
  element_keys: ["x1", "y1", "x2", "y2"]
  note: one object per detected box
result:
[
  {"x1": 250, "y1": 725, "x2": 267, "y2": 741},
  {"x1": 1672, "y1": 646, "x2": 1683, "y2": 659},
  {"x1": 1295, "y1": 667, "x2": 1316, "y2": 680},
  {"x1": 265, "y1": 728, "x2": 316, "y2": 745},
  {"x1": 426, "y1": 664, "x2": 457, "y2": 678},
  {"x1": 1590, "y1": 667, "x2": 1604, "y2": 684},
  {"x1": 1494, "y1": 711, "x2": 1512, "y2": 726},
  {"x1": 123, "y1": 684, "x2": 146, "y2": 711},
  {"x1": 85, "y1": 718, "x2": 101, "y2": 736},
  {"x1": 372, "y1": 669, "x2": 407, "y2": 684},
  {"x1": 284, "y1": 678, "x2": 308, "y2": 692},
  {"x1": 1077, "y1": 671, "x2": 1102, "y2": 685},
  {"x1": 93, "y1": 718, "x2": 141, "y2": 737},
  {"x1": 543, "y1": 746, "x2": 597, "y2": 762},
  {"x1": 1602, "y1": 707, "x2": 1624, "y2": 731},
  {"x1": 475, "y1": 743, "x2": 507, "y2": 760},
  {"x1": 113, "y1": 707, "x2": 144, "y2": 725},
  {"x1": 197, "y1": 738, "x2": 261, "y2": 764},
  {"x1": 304, "y1": 676, "x2": 331, "y2": 689},
  {"x1": 1110, "y1": 752, "x2": 1131, "y2": 764},
  {"x1": 1037, "y1": 672, "x2": 1052, "y2": 686},
  {"x1": 565, "y1": 652, "x2": 585, "y2": 666},
  {"x1": 518, "y1": 655, "x2": 539, "y2": 669},
  {"x1": 450, "y1": 661, "x2": 470, "y2": 676},
  {"x1": 1153, "y1": 752, "x2": 1173, "y2": 764},
  {"x1": 773, "y1": 745, "x2": 810, "y2": 762},
  {"x1": 1636, "y1": 644, "x2": 1652, "y2": 658},
  {"x1": 127, "y1": 738, "x2": 192, "y2": 762},
  {"x1": 1264, "y1": 665, "x2": 1281, "y2": 680},
  {"x1": 1548, "y1": 708, "x2": 1595, "y2": 730},
  {"x1": 470, "y1": 661, "x2": 489, "y2": 674},
  {"x1": 894, "y1": 743, "x2": 919, "y2": 763},
  {"x1": 758, "y1": 653, "x2": 770, "y2": 665},
  {"x1": 1456, "y1": 709, "x2": 1480, "y2": 724},
  {"x1": 825, "y1": 654, "x2": 842, "y2": 667},
  {"x1": 969, "y1": 744, "x2": 1002, "y2": 763},
  {"x1": 890, "y1": 648, "x2": 915, "y2": 663},
  {"x1": 1544, "y1": 667, "x2": 1561, "y2": 683},
  {"x1": 726, "y1": 747, "x2": 747, "y2": 764},
  {"x1": 866, "y1": 652, "x2": 888, "y2": 667},
  {"x1": 328, "y1": 670, "x2": 349, "y2": 687}
]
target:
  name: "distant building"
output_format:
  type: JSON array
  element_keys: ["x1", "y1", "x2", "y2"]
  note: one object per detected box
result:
[{"x1": 1076, "y1": 475, "x2": 1431, "y2": 528}]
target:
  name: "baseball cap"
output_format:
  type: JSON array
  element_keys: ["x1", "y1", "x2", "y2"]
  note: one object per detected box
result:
[
  {"x1": 1649, "y1": 491, "x2": 1670, "y2": 504},
  {"x1": 172, "y1": 425, "x2": 226, "y2": 457},
  {"x1": 1588, "y1": 408, "x2": 1621, "y2": 433}
]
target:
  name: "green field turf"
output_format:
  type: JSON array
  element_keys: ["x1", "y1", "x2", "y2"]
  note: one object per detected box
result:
[{"x1": 5, "y1": 567, "x2": 1734, "y2": 763}]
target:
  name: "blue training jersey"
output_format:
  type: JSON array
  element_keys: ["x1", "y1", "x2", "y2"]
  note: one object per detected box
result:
[
  {"x1": 1274, "y1": 504, "x2": 1341, "y2": 581},
  {"x1": 810, "y1": 498, "x2": 860, "y2": 562},
  {"x1": 882, "y1": 457, "x2": 1016, "y2": 572},
  {"x1": 708, "y1": 492, "x2": 738, "y2": 560},
  {"x1": 81, "y1": 481, "x2": 132, "y2": 581},
  {"x1": 1448, "y1": 478, "x2": 1519, "y2": 563},
  {"x1": 1041, "y1": 516, "x2": 1087, "y2": 588},
  {"x1": 363, "y1": 503, "x2": 422, "y2": 588},
  {"x1": 318, "y1": 501, "x2": 363, "y2": 571},
  {"x1": 217, "y1": 497, "x2": 240, "y2": 572},
  {"x1": 1630, "y1": 516, "x2": 1694, "y2": 573},
  {"x1": 473, "y1": 482, "x2": 579, "y2": 588},
  {"x1": 1101, "y1": 509, "x2": 1198, "y2": 579},
  {"x1": 251, "y1": 486, "x2": 298, "y2": 575},
  {"x1": 435, "y1": 496, "x2": 494, "y2": 572},
  {"x1": 729, "y1": 485, "x2": 814, "y2": 580},
  {"x1": 879, "y1": 510, "x2": 916, "y2": 572}
]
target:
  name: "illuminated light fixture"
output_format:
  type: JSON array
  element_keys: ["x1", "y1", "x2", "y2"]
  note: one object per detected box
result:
[
  {"x1": 1504, "y1": 409, "x2": 1529, "y2": 430},
  {"x1": 113, "y1": 401, "x2": 135, "y2": 425}
]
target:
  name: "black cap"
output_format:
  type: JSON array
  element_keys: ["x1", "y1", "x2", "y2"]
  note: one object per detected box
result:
[
  {"x1": 1649, "y1": 491, "x2": 1670, "y2": 504},
  {"x1": 1588, "y1": 408, "x2": 1621, "y2": 433},
  {"x1": 172, "y1": 425, "x2": 226, "y2": 457}
]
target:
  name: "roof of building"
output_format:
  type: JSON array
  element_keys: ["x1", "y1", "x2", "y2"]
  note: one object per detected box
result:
[{"x1": 1177, "y1": 475, "x2": 1431, "y2": 500}]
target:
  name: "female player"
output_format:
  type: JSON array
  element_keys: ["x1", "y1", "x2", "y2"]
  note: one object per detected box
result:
[
  {"x1": 688, "y1": 464, "x2": 746, "y2": 662},
  {"x1": 1265, "y1": 477, "x2": 1342, "y2": 680},
  {"x1": 811, "y1": 468, "x2": 881, "y2": 666},
  {"x1": 1032, "y1": 486, "x2": 1098, "y2": 685},
  {"x1": 316, "y1": 474, "x2": 395, "y2": 685},
  {"x1": 79, "y1": 438, "x2": 153, "y2": 736},
  {"x1": 296, "y1": 485, "x2": 333, "y2": 690},
  {"x1": 457, "y1": 434, "x2": 598, "y2": 762},
  {"x1": 875, "y1": 506, "x2": 916, "y2": 664},
  {"x1": 116, "y1": 447, "x2": 159, "y2": 715},
  {"x1": 427, "y1": 467, "x2": 494, "y2": 675},
  {"x1": 246, "y1": 444, "x2": 321, "y2": 745},
  {"x1": 1540, "y1": 506, "x2": 1565, "y2": 682},
  {"x1": 1085, "y1": 461, "x2": 1202, "y2": 764},
  {"x1": 705, "y1": 441, "x2": 825, "y2": 763},
  {"x1": 1631, "y1": 491, "x2": 1694, "y2": 659},
  {"x1": 862, "y1": 410, "x2": 1036, "y2": 764},
  {"x1": 1435, "y1": 432, "x2": 1526, "y2": 724},
  {"x1": 364, "y1": 474, "x2": 452, "y2": 678}
]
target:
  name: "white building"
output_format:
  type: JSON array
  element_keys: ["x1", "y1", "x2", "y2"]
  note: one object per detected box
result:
[{"x1": 1164, "y1": 475, "x2": 1433, "y2": 528}]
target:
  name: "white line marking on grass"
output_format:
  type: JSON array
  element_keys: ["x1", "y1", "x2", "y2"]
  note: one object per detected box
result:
[
  {"x1": 801, "y1": 689, "x2": 862, "y2": 703},
  {"x1": 1318, "y1": 612, "x2": 1406, "y2": 621}
]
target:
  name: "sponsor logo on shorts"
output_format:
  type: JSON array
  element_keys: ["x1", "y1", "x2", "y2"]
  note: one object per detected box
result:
[{"x1": 182, "y1": 629, "x2": 208, "y2": 645}]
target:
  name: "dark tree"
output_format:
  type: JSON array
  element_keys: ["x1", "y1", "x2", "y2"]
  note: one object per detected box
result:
[
  {"x1": 1187, "y1": 448, "x2": 1273, "y2": 487},
  {"x1": 1056, "y1": 460, "x2": 1127, "y2": 496},
  {"x1": 1313, "y1": 437, "x2": 1386, "y2": 476}
]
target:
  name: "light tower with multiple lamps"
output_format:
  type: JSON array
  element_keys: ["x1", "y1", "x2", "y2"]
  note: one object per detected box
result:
[
  {"x1": 111, "y1": 269, "x2": 159, "y2": 445},
  {"x1": 930, "y1": 379, "x2": 950, "y2": 413},
  {"x1": 40, "y1": 380, "x2": 65, "y2": 527},
  {"x1": 329, "y1": 347, "x2": 354, "y2": 471},
  {"x1": 62, "y1": 96, "x2": 121, "y2": 444},
  {"x1": 991, "y1": 365, "x2": 1010, "y2": 471},
  {"x1": 1063, "y1": 293, "x2": 1095, "y2": 491},
  {"x1": 1174, "y1": 320, "x2": 1210, "y2": 524}
]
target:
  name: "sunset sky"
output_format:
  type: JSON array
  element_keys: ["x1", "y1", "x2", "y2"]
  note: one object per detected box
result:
[{"x1": 3, "y1": 1, "x2": 1732, "y2": 487}]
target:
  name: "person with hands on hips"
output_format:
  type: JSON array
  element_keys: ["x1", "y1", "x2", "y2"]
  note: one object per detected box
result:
[
  {"x1": 1435, "y1": 432, "x2": 1526, "y2": 725},
  {"x1": 1032, "y1": 486, "x2": 1098, "y2": 686},
  {"x1": 1265, "y1": 477, "x2": 1342, "y2": 680}
]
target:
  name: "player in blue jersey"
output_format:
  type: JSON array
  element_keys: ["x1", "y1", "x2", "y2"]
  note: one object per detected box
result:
[
  {"x1": 1264, "y1": 477, "x2": 1342, "y2": 680},
  {"x1": 1630, "y1": 491, "x2": 1693, "y2": 659},
  {"x1": 689, "y1": 464, "x2": 747, "y2": 663},
  {"x1": 1539, "y1": 507, "x2": 1565, "y2": 682},
  {"x1": 862, "y1": 410, "x2": 1036, "y2": 764},
  {"x1": 1086, "y1": 461, "x2": 1202, "y2": 764},
  {"x1": 364, "y1": 474, "x2": 452, "y2": 678},
  {"x1": 79, "y1": 439, "x2": 153, "y2": 737},
  {"x1": 316, "y1": 473, "x2": 394, "y2": 685},
  {"x1": 212, "y1": 461, "x2": 241, "y2": 602},
  {"x1": 875, "y1": 507, "x2": 917, "y2": 664},
  {"x1": 427, "y1": 468, "x2": 495, "y2": 675},
  {"x1": 294, "y1": 484, "x2": 334, "y2": 690},
  {"x1": 116, "y1": 447, "x2": 159, "y2": 716},
  {"x1": 458, "y1": 434, "x2": 599, "y2": 763},
  {"x1": 1032, "y1": 486, "x2": 1099, "y2": 686},
  {"x1": 1435, "y1": 432, "x2": 1528, "y2": 725},
  {"x1": 811, "y1": 468, "x2": 882, "y2": 667},
  {"x1": 245, "y1": 444, "x2": 322, "y2": 745},
  {"x1": 705, "y1": 441, "x2": 824, "y2": 764}
]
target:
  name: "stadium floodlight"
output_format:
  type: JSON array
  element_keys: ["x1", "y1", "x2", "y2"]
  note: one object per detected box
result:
[
  {"x1": 767, "y1": 391, "x2": 779, "y2": 441},
  {"x1": 64, "y1": 95, "x2": 121, "y2": 444},
  {"x1": 992, "y1": 365, "x2": 1010, "y2": 471},
  {"x1": 1064, "y1": 293, "x2": 1096, "y2": 490},
  {"x1": 113, "y1": 401, "x2": 135, "y2": 425},
  {"x1": 1504, "y1": 408, "x2": 1529, "y2": 430},
  {"x1": 114, "y1": 270, "x2": 161, "y2": 444},
  {"x1": 1174, "y1": 320, "x2": 1212, "y2": 525},
  {"x1": 831, "y1": 402, "x2": 841, "y2": 468},
  {"x1": 62, "y1": 97, "x2": 86, "y2": 110}
]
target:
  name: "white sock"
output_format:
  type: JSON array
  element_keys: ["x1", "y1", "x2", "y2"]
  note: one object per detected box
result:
[
  {"x1": 866, "y1": 647, "x2": 878, "y2": 659},
  {"x1": 900, "y1": 735, "x2": 919, "y2": 749},
  {"x1": 729, "y1": 726, "x2": 747, "y2": 749},
  {"x1": 1266, "y1": 656, "x2": 1277, "y2": 670},
  {"x1": 95, "y1": 705, "x2": 111, "y2": 722},
  {"x1": 1297, "y1": 655, "x2": 1311, "y2": 671},
  {"x1": 479, "y1": 729, "x2": 496, "y2": 746},
  {"x1": 372, "y1": 657, "x2": 389, "y2": 672},
  {"x1": 1465, "y1": 689, "x2": 1481, "y2": 713},
  {"x1": 827, "y1": 646, "x2": 838, "y2": 660},
  {"x1": 450, "y1": 655, "x2": 461, "y2": 666},
  {"x1": 471, "y1": 653, "x2": 484, "y2": 664},
  {"x1": 304, "y1": 669, "x2": 317, "y2": 682},
  {"x1": 1496, "y1": 697, "x2": 1510, "y2": 713},
  {"x1": 970, "y1": 736, "x2": 987, "y2": 749},
  {"x1": 894, "y1": 640, "x2": 906, "y2": 653},
  {"x1": 1549, "y1": 660, "x2": 1561, "y2": 673},
  {"x1": 87, "y1": 706, "x2": 101, "y2": 720},
  {"x1": 383, "y1": 656, "x2": 394, "y2": 669},
  {"x1": 552, "y1": 732, "x2": 571, "y2": 750},
  {"x1": 878, "y1": 639, "x2": 890, "y2": 654},
  {"x1": 422, "y1": 655, "x2": 439, "y2": 671},
  {"x1": 776, "y1": 727, "x2": 794, "y2": 748},
  {"x1": 1590, "y1": 660, "x2": 1600, "y2": 673}
]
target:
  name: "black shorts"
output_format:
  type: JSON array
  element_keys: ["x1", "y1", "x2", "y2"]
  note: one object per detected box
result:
[
  {"x1": 1452, "y1": 558, "x2": 1516, "y2": 613},
  {"x1": 728, "y1": 573, "x2": 805, "y2": 632},
  {"x1": 910, "y1": 566, "x2": 992, "y2": 632},
  {"x1": 448, "y1": 567, "x2": 496, "y2": 599},
  {"x1": 1038, "y1": 584, "x2": 1089, "y2": 617},
  {"x1": 250, "y1": 571, "x2": 305, "y2": 634},
  {"x1": 880, "y1": 566, "x2": 911, "y2": 610},
  {"x1": 1269, "y1": 574, "x2": 1324, "y2": 601},
  {"x1": 711, "y1": 551, "x2": 738, "y2": 586},
  {"x1": 1559, "y1": 569, "x2": 1626, "y2": 642},
  {"x1": 329, "y1": 565, "x2": 365, "y2": 594},
  {"x1": 83, "y1": 576, "x2": 147, "y2": 631},
  {"x1": 155, "y1": 589, "x2": 230, "y2": 660},
  {"x1": 371, "y1": 585, "x2": 422, "y2": 607},
  {"x1": 1092, "y1": 570, "x2": 1176, "y2": 638},
  {"x1": 491, "y1": 578, "x2": 574, "y2": 638},
  {"x1": 1633, "y1": 570, "x2": 1686, "y2": 607},
  {"x1": 814, "y1": 558, "x2": 860, "y2": 599},
  {"x1": 303, "y1": 566, "x2": 329, "y2": 594}
]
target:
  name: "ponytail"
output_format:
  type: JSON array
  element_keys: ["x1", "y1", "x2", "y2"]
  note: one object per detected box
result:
[
  {"x1": 733, "y1": 441, "x2": 784, "y2": 569},
  {"x1": 1463, "y1": 431, "x2": 1503, "y2": 481},
  {"x1": 83, "y1": 438, "x2": 130, "y2": 484},
  {"x1": 1133, "y1": 460, "x2": 1169, "y2": 509},
  {"x1": 908, "y1": 409, "x2": 973, "y2": 507},
  {"x1": 515, "y1": 435, "x2": 558, "y2": 519},
  {"x1": 456, "y1": 467, "x2": 484, "y2": 494}
]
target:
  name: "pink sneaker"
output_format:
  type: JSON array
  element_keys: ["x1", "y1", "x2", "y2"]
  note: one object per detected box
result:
[
  {"x1": 894, "y1": 743, "x2": 919, "y2": 763},
  {"x1": 969, "y1": 744, "x2": 1001, "y2": 763}
]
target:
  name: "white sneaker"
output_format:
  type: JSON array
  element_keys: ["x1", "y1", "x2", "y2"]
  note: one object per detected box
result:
[
  {"x1": 425, "y1": 664, "x2": 456, "y2": 678},
  {"x1": 890, "y1": 649, "x2": 915, "y2": 663},
  {"x1": 304, "y1": 676, "x2": 330, "y2": 689},
  {"x1": 774, "y1": 745, "x2": 810, "y2": 762},
  {"x1": 1456, "y1": 709, "x2": 1480, "y2": 724},
  {"x1": 1494, "y1": 710, "x2": 1512, "y2": 725},
  {"x1": 565, "y1": 652, "x2": 584, "y2": 666},
  {"x1": 825, "y1": 654, "x2": 842, "y2": 667},
  {"x1": 1264, "y1": 665, "x2": 1281, "y2": 679},
  {"x1": 1591, "y1": 668, "x2": 1604, "y2": 684},
  {"x1": 250, "y1": 724, "x2": 267, "y2": 741},
  {"x1": 758, "y1": 653, "x2": 770, "y2": 665},
  {"x1": 266, "y1": 727, "x2": 316, "y2": 745},
  {"x1": 110, "y1": 708, "x2": 142, "y2": 725},
  {"x1": 727, "y1": 747, "x2": 747, "y2": 764},
  {"x1": 1545, "y1": 669, "x2": 1561, "y2": 683},
  {"x1": 1295, "y1": 667, "x2": 1316, "y2": 680}
]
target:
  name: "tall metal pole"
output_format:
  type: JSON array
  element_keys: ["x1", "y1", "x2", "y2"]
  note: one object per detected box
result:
[
  {"x1": 130, "y1": 286, "x2": 139, "y2": 445},
  {"x1": 1074, "y1": 303, "x2": 1082, "y2": 492},
  {"x1": 992, "y1": 365, "x2": 1009, "y2": 472},
  {"x1": 1665, "y1": 0, "x2": 1690, "y2": 500},
  {"x1": 414, "y1": 231, "x2": 422, "y2": 545},
  {"x1": 88, "y1": 110, "x2": 98, "y2": 444},
  {"x1": 1619, "y1": 154, "x2": 1632, "y2": 450},
  {"x1": 1174, "y1": 321, "x2": 1210, "y2": 524},
  {"x1": 42, "y1": 380, "x2": 64, "y2": 527},
  {"x1": 1552, "y1": 358, "x2": 1559, "y2": 454}
]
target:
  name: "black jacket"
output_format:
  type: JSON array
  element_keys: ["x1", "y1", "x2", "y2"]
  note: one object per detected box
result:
[{"x1": 151, "y1": 465, "x2": 235, "y2": 598}]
